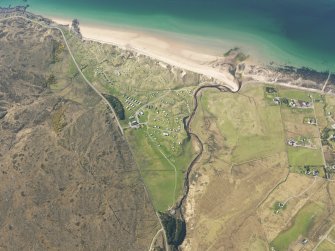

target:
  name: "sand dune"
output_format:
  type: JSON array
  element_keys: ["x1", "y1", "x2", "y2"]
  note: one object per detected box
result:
[{"x1": 52, "y1": 17, "x2": 239, "y2": 91}]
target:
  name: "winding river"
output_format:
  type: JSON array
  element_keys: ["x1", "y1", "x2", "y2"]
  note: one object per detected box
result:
[{"x1": 173, "y1": 82, "x2": 241, "y2": 248}]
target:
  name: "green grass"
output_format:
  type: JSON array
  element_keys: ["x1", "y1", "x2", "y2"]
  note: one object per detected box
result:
[
  {"x1": 67, "y1": 60, "x2": 79, "y2": 77},
  {"x1": 175, "y1": 138, "x2": 196, "y2": 172},
  {"x1": 64, "y1": 33, "x2": 200, "y2": 212},
  {"x1": 279, "y1": 88, "x2": 321, "y2": 101},
  {"x1": 290, "y1": 165, "x2": 325, "y2": 177},
  {"x1": 317, "y1": 240, "x2": 335, "y2": 251},
  {"x1": 127, "y1": 128, "x2": 176, "y2": 211},
  {"x1": 287, "y1": 146, "x2": 324, "y2": 167},
  {"x1": 141, "y1": 170, "x2": 179, "y2": 211},
  {"x1": 233, "y1": 105, "x2": 285, "y2": 163},
  {"x1": 126, "y1": 127, "x2": 194, "y2": 211},
  {"x1": 328, "y1": 228, "x2": 335, "y2": 243},
  {"x1": 202, "y1": 85, "x2": 285, "y2": 164},
  {"x1": 271, "y1": 202, "x2": 324, "y2": 251}
]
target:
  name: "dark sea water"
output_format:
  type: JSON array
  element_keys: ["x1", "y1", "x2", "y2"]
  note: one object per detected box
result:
[{"x1": 1, "y1": 0, "x2": 335, "y2": 71}]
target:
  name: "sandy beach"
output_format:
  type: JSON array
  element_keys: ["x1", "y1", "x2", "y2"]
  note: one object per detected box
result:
[{"x1": 51, "y1": 16, "x2": 240, "y2": 91}]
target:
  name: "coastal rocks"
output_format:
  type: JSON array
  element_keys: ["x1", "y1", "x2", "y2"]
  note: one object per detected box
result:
[
  {"x1": 71, "y1": 19, "x2": 82, "y2": 39},
  {"x1": 243, "y1": 64, "x2": 334, "y2": 93}
]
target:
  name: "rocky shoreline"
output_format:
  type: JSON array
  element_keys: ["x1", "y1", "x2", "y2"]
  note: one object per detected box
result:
[{"x1": 242, "y1": 63, "x2": 334, "y2": 93}]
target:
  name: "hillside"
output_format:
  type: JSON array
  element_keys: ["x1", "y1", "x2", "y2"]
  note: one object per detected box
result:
[{"x1": 0, "y1": 15, "x2": 160, "y2": 250}]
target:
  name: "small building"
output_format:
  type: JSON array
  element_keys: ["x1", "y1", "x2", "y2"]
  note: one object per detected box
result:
[
  {"x1": 301, "y1": 239, "x2": 308, "y2": 245},
  {"x1": 312, "y1": 170, "x2": 319, "y2": 176},
  {"x1": 129, "y1": 120, "x2": 140, "y2": 129},
  {"x1": 288, "y1": 139, "x2": 297, "y2": 146},
  {"x1": 266, "y1": 87, "x2": 277, "y2": 94},
  {"x1": 307, "y1": 118, "x2": 317, "y2": 125},
  {"x1": 289, "y1": 100, "x2": 296, "y2": 107},
  {"x1": 273, "y1": 97, "x2": 281, "y2": 105}
]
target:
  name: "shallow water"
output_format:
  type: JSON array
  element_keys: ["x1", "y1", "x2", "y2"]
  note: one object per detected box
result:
[{"x1": 1, "y1": 0, "x2": 335, "y2": 71}]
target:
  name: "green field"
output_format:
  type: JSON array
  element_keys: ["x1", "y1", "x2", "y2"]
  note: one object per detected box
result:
[
  {"x1": 271, "y1": 202, "x2": 324, "y2": 251},
  {"x1": 61, "y1": 31, "x2": 334, "y2": 216},
  {"x1": 201, "y1": 85, "x2": 286, "y2": 164},
  {"x1": 287, "y1": 147, "x2": 324, "y2": 167},
  {"x1": 278, "y1": 88, "x2": 322, "y2": 102},
  {"x1": 317, "y1": 240, "x2": 335, "y2": 251},
  {"x1": 63, "y1": 33, "x2": 199, "y2": 211},
  {"x1": 328, "y1": 228, "x2": 335, "y2": 243},
  {"x1": 127, "y1": 128, "x2": 176, "y2": 211},
  {"x1": 126, "y1": 126, "x2": 194, "y2": 211}
]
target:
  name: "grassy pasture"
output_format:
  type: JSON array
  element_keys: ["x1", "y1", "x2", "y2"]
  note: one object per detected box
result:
[
  {"x1": 278, "y1": 87, "x2": 322, "y2": 102},
  {"x1": 202, "y1": 85, "x2": 285, "y2": 164},
  {"x1": 317, "y1": 240, "x2": 335, "y2": 251},
  {"x1": 127, "y1": 128, "x2": 176, "y2": 211},
  {"x1": 271, "y1": 202, "x2": 324, "y2": 251},
  {"x1": 126, "y1": 126, "x2": 194, "y2": 211},
  {"x1": 287, "y1": 147, "x2": 324, "y2": 167}
]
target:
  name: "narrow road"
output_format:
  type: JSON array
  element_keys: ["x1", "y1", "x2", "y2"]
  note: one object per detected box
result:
[
  {"x1": 282, "y1": 177, "x2": 317, "y2": 206},
  {"x1": 49, "y1": 23, "x2": 125, "y2": 135},
  {"x1": 322, "y1": 72, "x2": 332, "y2": 92},
  {"x1": 0, "y1": 14, "x2": 168, "y2": 251},
  {"x1": 313, "y1": 224, "x2": 335, "y2": 250},
  {"x1": 148, "y1": 228, "x2": 164, "y2": 251},
  {"x1": 0, "y1": 15, "x2": 124, "y2": 135},
  {"x1": 311, "y1": 96, "x2": 327, "y2": 168},
  {"x1": 244, "y1": 79, "x2": 335, "y2": 97}
]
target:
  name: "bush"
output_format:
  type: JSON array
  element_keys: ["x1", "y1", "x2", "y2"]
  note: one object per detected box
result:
[
  {"x1": 103, "y1": 94, "x2": 125, "y2": 120},
  {"x1": 160, "y1": 213, "x2": 186, "y2": 246}
]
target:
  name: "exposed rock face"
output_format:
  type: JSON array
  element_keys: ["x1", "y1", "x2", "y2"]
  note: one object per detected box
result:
[{"x1": 0, "y1": 16, "x2": 159, "y2": 251}]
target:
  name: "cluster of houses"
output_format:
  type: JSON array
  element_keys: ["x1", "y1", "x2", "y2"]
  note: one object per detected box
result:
[
  {"x1": 304, "y1": 165, "x2": 321, "y2": 176},
  {"x1": 123, "y1": 95, "x2": 141, "y2": 111},
  {"x1": 149, "y1": 92, "x2": 159, "y2": 98},
  {"x1": 125, "y1": 91, "x2": 189, "y2": 154},
  {"x1": 305, "y1": 169, "x2": 319, "y2": 176},
  {"x1": 287, "y1": 138, "x2": 313, "y2": 148},
  {"x1": 272, "y1": 97, "x2": 312, "y2": 108},
  {"x1": 291, "y1": 100, "x2": 312, "y2": 108},
  {"x1": 96, "y1": 67, "x2": 113, "y2": 85}
]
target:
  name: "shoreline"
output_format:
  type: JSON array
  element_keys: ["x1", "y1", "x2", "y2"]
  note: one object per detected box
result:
[
  {"x1": 49, "y1": 16, "x2": 247, "y2": 91},
  {"x1": 43, "y1": 15, "x2": 334, "y2": 73},
  {"x1": 43, "y1": 15, "x2": 334, "y2": 93}
]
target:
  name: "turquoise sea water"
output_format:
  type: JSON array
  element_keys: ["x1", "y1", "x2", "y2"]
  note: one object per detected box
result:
[{"x1": 1, "y1": 0, "x2": 335, "y2": 71}]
